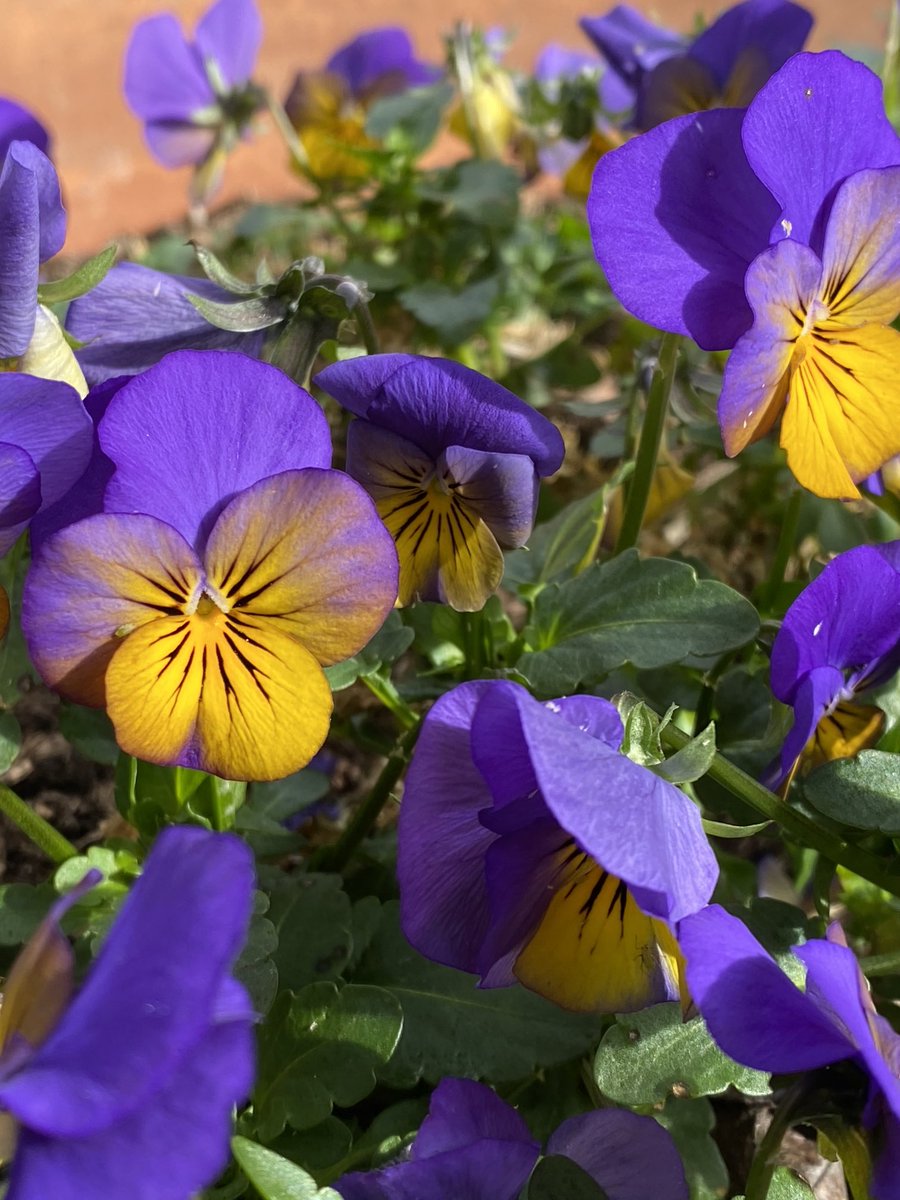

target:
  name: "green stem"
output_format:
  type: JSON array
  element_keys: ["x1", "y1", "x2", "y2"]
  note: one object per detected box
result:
[
  {"x1": 659, "y1": 723, "x2": 900, "y2": 897},
  {"x1": 362, "y1": 673, "x2": 418, "y2": 731},
  {"x1": 264, "y1": 90, "x2": 310, "y2": 172},
  {"x1": 758, "y1": 485, "x2": 802, "y2": 613},
  {"x1": 868, "y1": 488, "x2": 900, "y2": 528},
  {"x1": 0, "y1": 784, "x2": 78, "y2": 865},
  {"x1": 312, "y1": 723, "x2": 420, "y2": 873},
  {"x1": 744, "y1": 1084, "x2": 806, "y2": 1200},
  {"x1": 613, "y1": 333, "x2": 680, "y2": 555}
]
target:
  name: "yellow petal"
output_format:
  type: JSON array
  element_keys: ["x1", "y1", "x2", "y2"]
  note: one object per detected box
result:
[
  {"x1": 514, "y1": 855, "x2": 683, "y2": 1014},
  {"x1": 781, "y1": 323, "x2": 900, "y2": 499},
  {"x1": 803, "y1": 700, "x2": 885, "y2": 774}
]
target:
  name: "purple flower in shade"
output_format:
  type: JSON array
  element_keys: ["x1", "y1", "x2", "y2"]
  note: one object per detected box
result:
[
  {"x1": 590, "y1": 51, "x2": 900, "y2": 500},
  {"x1": 124, "y1": 0, "x2": 263, "y2": 200},
  {"x1": 22, "y1": 350, "x2": 399, "y2": 782},
  {"x1": 336, "y1": 1077, "x2": 689, "y2": 1200},
  {"x1": 0, "y1": 100, "x2": 49, "y2": 161},
  {"x1": 67, "y1": 262, "x2": 265, "y2": 386},
  {"x1": 0, "y1": 140, "x2": 65, "y2": 359},
  {"x1": 580, "y1": 4, "x2": 684, "y2": 109},
  {"x1": 397, "y1": 680, "x2": 717, "y2": 1014},
  {"x1": 284, "y1": 28, "x2": 440, "y2": 181},
  {"x1": 764, "y1": 542, "x2": 900, "y2": 790},
  {"x1": 315, "y1": 354, "x2": 564, "y2": 611},
  {"x1": 0, "y1": 375, "x2": 93, "y2": 556},
  {"x1": 680, "y1": 906, "x2": 900, "y2": 1200},
  {"x1": 0, "y1": 825, "x2": 254, "y2": 1200}
]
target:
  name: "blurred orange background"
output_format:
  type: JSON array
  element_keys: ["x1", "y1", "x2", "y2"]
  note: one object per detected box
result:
[{"x1": 2, "y1": 0, "x2": 892, "y2": 254}]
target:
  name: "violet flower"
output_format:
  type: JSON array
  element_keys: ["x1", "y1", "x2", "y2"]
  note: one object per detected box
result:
[
  {"x1": 23, "y1": 350, "x2": 398, "y2": 782},
  {"x1": 581, "y1": 0, "x2": 811, "y2": 128},
  {"x1": 67, "y1": 262, "x2": 265, "y2": 386},
  {"x1": 590, "y1": 51, "x2": 900, "y2": 500},
  {"x1": 0, "y1": 99, "x2": 49, "y2": 161},
  {"x1": 315, "y1": 354, "x2": 564, "y2": 611},
  {"x1": 764, "y1": 542, "x2": 900, "y2": 789},
  {"x1": 0, "y1": 375, "x2": 93, "y2": 556},
  {"x1": 397, "y1": 680, "x2": 717, "y2": 1014},
  {"x1": 0, "y1": 825, "x2": 254, "y2": 1200},
  {"x1": 680, "y1": 905, "x2": 900, "y2": 1200},
  {"x1": 336, "y1": 1076, "x2": 688, "y2": 1200},
  {"x1": 124, "y1": 0, "x2": 263, "y2": 200}
]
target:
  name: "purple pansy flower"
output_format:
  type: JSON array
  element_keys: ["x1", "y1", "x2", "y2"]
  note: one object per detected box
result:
[
  {"x1": 397, "y1": 680, "x2": 717, "y2": 1014},
  {"x1": 581, "y1": 0, "x2": 811, "y2": 129},
  {"x1": 124, "y1": 0, "x2": 263, "y2": 199},
  {"x1": 325, "y1": 28, "x2": 440, "y2": 98},
  {"x1": 681, "y1": 905, "x2": 900, "y2": 1200},
  {"x1": 315, "y1": 354, "x2": 564, "y2": 611},
  {"x1": 0, "y1": 375, "x2": 93, "y2": 556},
  {"x1": 0, "y1": 100, "x2": 49, "y2": 162},
  {"x1": 590, "y1": 51, "x2": 900, "y2": 499},
  {"x1": 67, "y1": 262, "x2": 265, "y2": 386},
  {"x1": 0, "y1": 825, "x2": 254, "y2": 1200},
  {"x1": 764, "y1": 542, "x2": 900, "y2": 789},
  {"x1": 23, "y1": 350, "x2": 398, "y2": 782},
  {"x1": 337, "y1": 1076, "x2": 688, "y2": 1200}
]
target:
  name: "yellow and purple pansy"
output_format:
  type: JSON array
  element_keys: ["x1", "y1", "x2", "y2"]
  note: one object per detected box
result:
[
  {"x1": 397, "y1": 680, "x2": 717, "y2": 1014},
  {"x1": 590, "y1": 51, "x2": 900, "y2": 500},
  {"x1": 315, "y1": 354, "x2": 565, "y2": 611},
  {"x1": 23, "y1": 350, "x2": 399, "y2": 782}
]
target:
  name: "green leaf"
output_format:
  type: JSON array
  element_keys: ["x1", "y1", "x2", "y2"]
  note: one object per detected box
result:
[
  {"x1": 366, "y1": 82, "x2": 454, "y2": 154},
  {"x1": 353, "y1": 902, "x2": 599, "y2": 1087},
  {"x1": 418, "y1": 160, "x2": 520, "y2": 230},
  {"x1": 231, "y1": 1137, "x2": 342, "y2": 1199},
  {"x1": 57, "y1": 704, "x2": 118, "y2": 765},
  {"x1": 254, "y1": 982, "x2": 403, "y2": 1139},
  {"x1": 324, "y1": 612, "x2": 414, "y2": 691},
  {"x1": 617, "y1": 695, "x2": 669, "y2": 767},
  {"x1": 653, "y1": 1097, "x2": 728, "y2": 1200},
  {"x1": 815, "y1": 1117, "x2": 872, "y2": 1200},
  {"x1": 37, "y1": 245, "x2": 116, "y2": 303},
  {"x1": 0, "y1": 710, "x2": 21, "y2": 773},
  {"x1": 398, "y1": 276, "x2": 501, "y2": 344},
  {"x1": 186, "y1": 291, "x2": 287, "y2": 332},
  {"x1": 248, "y1": 769, "x2": 330, "y2": 824},
  {"x1": 0, "y1": 883, "x2": 53, "y2": 945},
  {"x1": 594, "y1": 1002, "x2": 769, "y2": 1106},
  {"x1": 518, "y1": 552, "x2": 760, "y2": 695},
  {"x1": 734, "y1": 1167, "x2": 815, "y2": 1199},
  {"x1": 654, "y1": 723, "x2": 716, "y2": 784},
  {"x1": 264, "y1": 873, "x2": 353, "y2": 992},
  {"x1": 526, "y1": 1155, "x2": 609, "y2": 1199},
  {"x1": 702, "y1": 818, "x2": 771, "y2": 838},
  {"x1": 234, "y1": 897, "x2": 278, "y2": 1015},
  {"x1": 803, "y1": 751, "x2": 900, "y2": 833},
  {"x1": 192, "y1": 243, "x2": 259, "y2": 294}
]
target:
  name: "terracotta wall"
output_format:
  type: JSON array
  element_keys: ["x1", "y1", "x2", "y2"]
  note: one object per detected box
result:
[{"x1": 1, "y1": 0, "x2": 892, "y2": 254}]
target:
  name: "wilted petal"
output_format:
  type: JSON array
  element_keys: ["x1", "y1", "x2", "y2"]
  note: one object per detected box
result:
[
  {"x1": 741, "y1": 52, "x2": 900, "y2": 251},
  {"x1": 680, "y1": 905, "x2": 854, "y2": 1072},
  {"x1": 194, "y1": 0, "x2": 262, "y2": 89},
  {"x1": 22, "y1": 513, "x2": 203, "y2": 707},
  {"x1": 0, "y1": 442, "x2": 40, "y2": 554},
  {"x1": 68, "y1": 263, "x2": 264, "y2": 385},
  {"x1": 124, "y1": 14, "x2": 215, "y2": 123},
  {"x1": 99, "y1": 350, "x2": 332, "y2": 550},
  {"x1": 547, "y1": 1109, "x2": 688, "y2": 1200},
  {"x1": 203, "y1": 469, "x2": 398, "y2": 666},
  {"x1": 588, "y1": 108, "x2": 778, "y2": 350}
]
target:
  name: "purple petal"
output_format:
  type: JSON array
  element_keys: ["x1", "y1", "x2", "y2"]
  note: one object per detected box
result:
[
  {"x1": 871, "y1": 1114, "x2": 900, "y2": 1200},
  {"x1": 68, "y1": 263, "x2": 265, "y2": 386},
  {"x1": 741, "y1": 51, "x2": 900, "y2": 252},
  {"x1": 316, "y1": 354, "x2": 564, "y2": 476},
  {"x1": 29, "y1": 376, "x2": 126, "y2": 551},
  {"x1": 0, "y1": 826, "x2": 253, "y2": 1139},
  {"x1": 690, "y1": 0, "x2": 813, "y2": 91},
  {"x1": 0, "y1": 442, "x2": 40, "y2": 554},
  {"x1": 763, "y1": 664, "x2": 845, "y2": 790},
  {"x1": 143, "y1": 120, "x2": 217, "y2": 169},
  {"x1": 440, "y1": 446, "x2": 538, "y2": 548},
  {"x1": 6, "y1": 1020, "x2": 253, "y2": 1200},
  {"x1": 338, "y1": 1139, "x2": 537, "y2": 1200},
  {"x1": 397, "y1": 681, "x2": 495, "y2": 973},
  {"x1": 326, "y1": 28, "x2": 439, "y2": 97},
  {"x1": 0, "y1": 374, "x2": 92, "y2": 517},
  {"x1": 99, "y1": 350, "x2": 332, "y2": 551},
  {"x1": 0, "y1": 99, "x2": 49, "y2": 160},
  {"x1": 124, "y1": 14, "x2": 214, "y2": 124},
  {"x1": 194, "y1": 0, "x2": 262, "y2": 90},
  {"x1": 509, "y1": 687, "x2": 717, "y2": 921},
  {"x1": 547, "y1": 1109, "x2": 688, "y2": 1200},
  {"x1": 679, "y1": 905, "x2": 855, "y2": 1072},
  {"x1": 769, "y1": 546, "x2": 900, "y2": 702},
  {"x1": 588, "y1": 109, "x2": 779, "y2": 350},
  {"x1": 580, "y1": 6, "x2": 683, "y2": 85},
  {"x1": 413, "y1": 1078, "x2": 536, "y2": 1159},
  {"x1": 0, "y1": 142, "x2": 65, "y2": 356}
]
